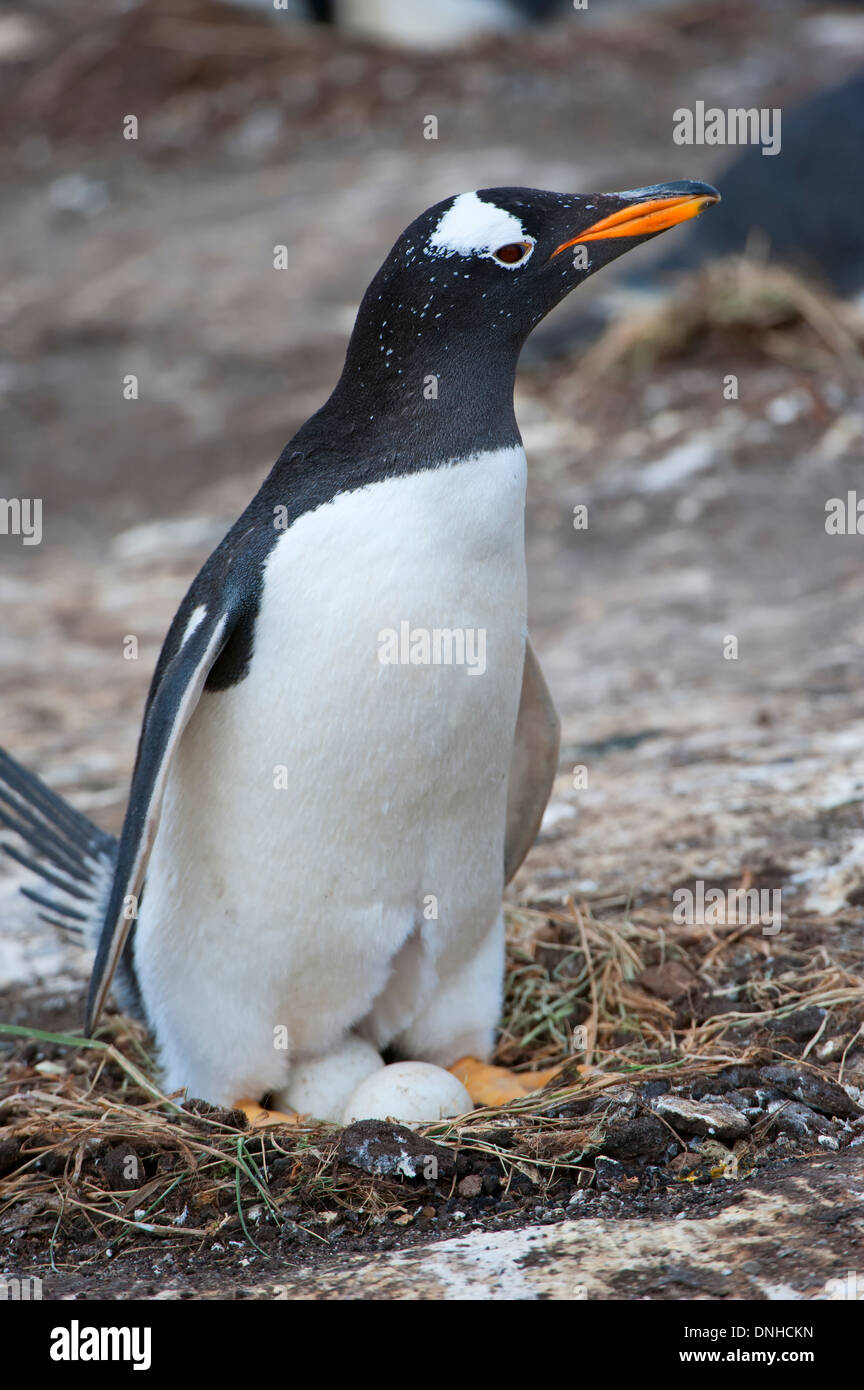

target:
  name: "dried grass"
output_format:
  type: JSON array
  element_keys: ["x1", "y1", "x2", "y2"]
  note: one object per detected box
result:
[
  {"x1": 2, "y1": 891, "x2": 862, "y2": 1251},
  {"x1": 581, "y1": 255, "x2": 864, "y2": 378}
]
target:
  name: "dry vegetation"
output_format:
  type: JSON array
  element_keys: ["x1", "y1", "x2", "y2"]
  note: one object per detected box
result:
[
  {"x1": 2, "y1": 886, "x2": 863, "y2": 1269},
  {"x1": 581, "y1": 257, "x2": 864, "y2": 378}
]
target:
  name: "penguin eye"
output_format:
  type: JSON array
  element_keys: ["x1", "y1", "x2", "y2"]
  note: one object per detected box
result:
[{"x1": 491, "y1": 240, "x2": 534, "y2": 268}]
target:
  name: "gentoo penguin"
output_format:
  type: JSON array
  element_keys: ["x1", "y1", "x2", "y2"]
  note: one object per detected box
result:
[{"x1": 0, "y1": 181, "x2": 718, "y2": 1125}]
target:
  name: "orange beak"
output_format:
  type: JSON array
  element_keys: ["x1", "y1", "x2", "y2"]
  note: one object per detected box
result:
[{"x1": 550, "y1": 189, "x2": 720, "y2": 259}]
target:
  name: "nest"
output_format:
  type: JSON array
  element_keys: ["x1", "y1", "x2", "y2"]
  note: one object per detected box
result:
[{"x1": 2, "y1": 888, "x2": 863, "y2": 1262}]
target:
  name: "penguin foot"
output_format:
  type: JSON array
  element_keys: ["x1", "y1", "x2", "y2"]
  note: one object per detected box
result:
[
  {"x1": 447, "y1": 1057, "x2": 568, "y2": 1108},
  {"x1": 234, "y1": 1097, "x2": 304, "y2": 1128}
]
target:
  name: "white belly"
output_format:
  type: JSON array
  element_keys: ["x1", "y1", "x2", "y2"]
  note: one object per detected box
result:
[{"x1": 135, "y1": 446, "x2": 527, "y2": 1100}]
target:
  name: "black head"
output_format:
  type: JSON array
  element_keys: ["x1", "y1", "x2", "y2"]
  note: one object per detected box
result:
[
  {"x1": 301, "y1": 181, "x2": 719, "y2": 471},
  {"x1": 351, "y1": 182, "x2": 719, "y2": 362}
]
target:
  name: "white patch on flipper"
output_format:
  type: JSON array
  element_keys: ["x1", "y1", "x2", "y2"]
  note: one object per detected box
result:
[
  {"x1": 88, "y1": 611, "x2": 229, "y2": 1030},
  {"x1": 179, "y1": 604, "x2": 207, "y2": 649},
  {"x1": 427, "y1": 191, "x2": 531, "y2": 263}
]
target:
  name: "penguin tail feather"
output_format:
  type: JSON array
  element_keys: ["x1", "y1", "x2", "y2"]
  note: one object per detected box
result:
[{"x1": 0, "y1": 746, "x2": 117, "y2": 950}]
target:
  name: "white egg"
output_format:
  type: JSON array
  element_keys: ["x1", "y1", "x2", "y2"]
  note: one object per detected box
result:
[
  {"x1": 341, "y1": 1060, "x2": 473, "y2": 1127},
  {"x1": 276, "y1": 1036, "x2": 385, "y2": 1122}
]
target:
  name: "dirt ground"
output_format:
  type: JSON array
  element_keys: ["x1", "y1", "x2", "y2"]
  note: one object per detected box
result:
[{"x1": 2, "y1": 0, "x2": 864, "y2": 1299}]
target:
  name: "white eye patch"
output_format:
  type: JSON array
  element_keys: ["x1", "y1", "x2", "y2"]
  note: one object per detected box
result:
[{"x1": 426, "y1": 191, "x2": 534, "y2": 266}]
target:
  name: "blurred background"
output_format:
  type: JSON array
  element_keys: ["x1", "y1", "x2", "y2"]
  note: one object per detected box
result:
[{"x1": 2, "y1": 0, "x2": 864, "y2": 995}]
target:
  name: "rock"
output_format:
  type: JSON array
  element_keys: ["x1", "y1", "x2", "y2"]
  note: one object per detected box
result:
[
  {"x1": 481, "y1": 1168, "x2": 501, "y2": 1195},
  {"x1": 594, "y1": 1155, "x2": 637, "y2": 1192},
  {"x1": 336, "y1": 1120, "x2": 455, "y2": 1182},
  {"x1": 636, "y1": 961, "x2": 698, "y2": 1001},
  {"x1": 653, "y1": 1095, "x2": 751, "y2": 1141},
  {"x1": 0, "y1": 1133, "x2": 21, "y2": 1176},
  {"x1": 766, "y1": 1008, "x2": 826, "y2": 1042},
  {"x1": 640, "y1": 1080, "x2": 670, "y2": 1099},
  {"x1": 0, "y1": 1200, "x2": 41, "y2": 1235},
  {"x1": 723, "y1": 1089, "x2": 763, "y2": 1118},
  {"x1": 457, "y1": 1174, "x2": 482, "y2": 1199},
  {"x1": 102, "y1": 1143, "x2": 142, "y2": 1190},
  {"x1": 600, "y1": 1114, "x2": 670, "y2": 1162},
  {"x1": 692, "y1": 1067, "x2": 764, "y2": 1097},
  {"x1": 38, "y1": 1144, "x2": 71, "y2": 1177},
  {"x1": 766, "y1": 1100, "x2": 836, "y2": 1141},
  {"x1": 759, "y1": 1066, "x2": 863, "y2": 1120},
  {"x1": 586, "y1": 1087, "x2": 640, "y2": 1128}
]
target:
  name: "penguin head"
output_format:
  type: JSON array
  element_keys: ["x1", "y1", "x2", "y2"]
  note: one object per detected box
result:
[{"x1": 360, "y1": 182, "x2": 720, "y2": 353}]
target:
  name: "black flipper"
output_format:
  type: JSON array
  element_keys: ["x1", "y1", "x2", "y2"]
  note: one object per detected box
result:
[{"x1": 84, "y1": 605, "x2": 235, "y2": 1034}]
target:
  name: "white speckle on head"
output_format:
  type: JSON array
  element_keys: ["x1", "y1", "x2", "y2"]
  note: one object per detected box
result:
[{"x1": 426, "y1": 191, "x2": 532, "y2": 266}]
